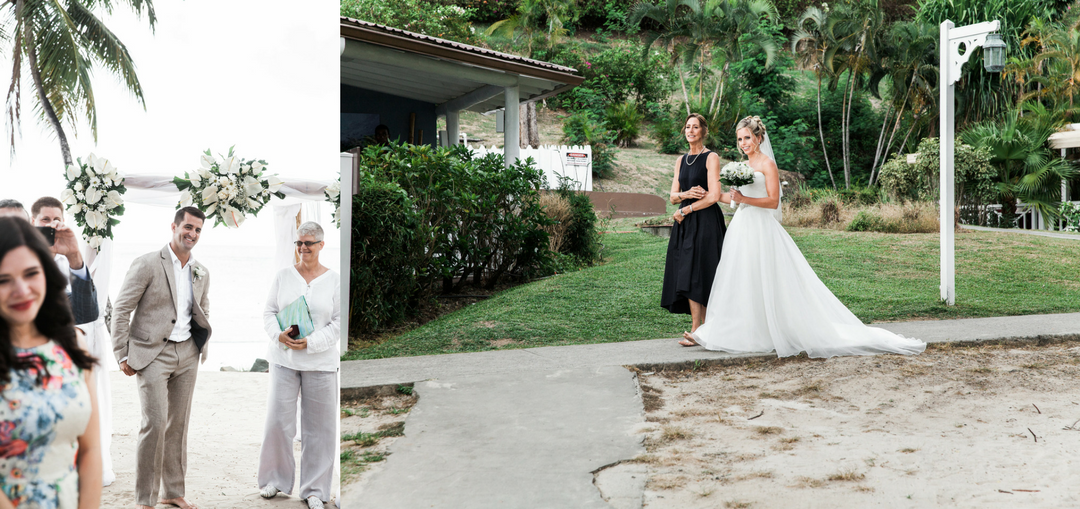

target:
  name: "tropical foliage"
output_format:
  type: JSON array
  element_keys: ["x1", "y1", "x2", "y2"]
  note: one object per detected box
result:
[{"x1": 2, "y1": 0, "x2": 155, "y2": 167}]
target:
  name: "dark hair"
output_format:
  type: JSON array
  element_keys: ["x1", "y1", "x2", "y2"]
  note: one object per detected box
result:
[
  {"x1": 174, "y1": 206, "x2": 206, "y2": 225},
  {"x1": 31, "y1": 196, "x2": 64, "y2": 219},
  {"x1": 375, "y1": 124, "x2": 389, "y2": 134},
  {"x1": 0, "y1": 217, "x2": 97, "y2": 384},
  {"x1": 685, "y1": 113, "x2": 709, "y2": 138},
  {"x1": 0, "y1": 199, "x2": 25, "y2": 211}
]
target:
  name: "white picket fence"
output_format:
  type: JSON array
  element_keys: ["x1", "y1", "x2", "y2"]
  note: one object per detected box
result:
[{"x1": 467, "y1": 144, "x2": 593, "y2": 192}]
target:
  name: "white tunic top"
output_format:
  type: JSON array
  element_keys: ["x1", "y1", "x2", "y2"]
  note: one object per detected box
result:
[{"x1": 262, "y1": 266, "x2": 340, "y2": 372}]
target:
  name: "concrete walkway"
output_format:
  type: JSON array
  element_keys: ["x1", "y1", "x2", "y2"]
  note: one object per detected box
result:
[
  {"x1": 340, "y1": 312, "x2": 1080, "y2": 508},
  {"x1": 961, "y1": 223, "x2": 1080, "y2": 240}
]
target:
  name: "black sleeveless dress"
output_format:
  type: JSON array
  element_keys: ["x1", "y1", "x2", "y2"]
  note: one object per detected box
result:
[{"x1": 660, "y1": 150, "x2": 727, "y2": 314}]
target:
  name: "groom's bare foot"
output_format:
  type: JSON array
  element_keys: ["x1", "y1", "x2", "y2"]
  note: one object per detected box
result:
[{"x1": 160, "y1": 497, "x2": 198, "y2": 509}]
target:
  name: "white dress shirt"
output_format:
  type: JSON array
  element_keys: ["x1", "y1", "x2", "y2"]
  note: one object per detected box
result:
[
  {"x1": 263, "y1": 266, "x2": 339, "y2": 372},
  {"x1": 166, "y1": 245, "x2": 194, "y2": 342}
]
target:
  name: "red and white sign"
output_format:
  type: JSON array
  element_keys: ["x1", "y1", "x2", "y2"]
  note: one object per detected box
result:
[{"x1": 565, "y1": 152, "x2": 589, "y2": 166}]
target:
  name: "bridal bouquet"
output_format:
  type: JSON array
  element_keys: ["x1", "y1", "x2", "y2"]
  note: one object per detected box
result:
[
  {"x1": 719, "y1": 161, "x2": 755, "y2": 187},
  {"x1": 60, "y1": 154, "x2": 126, "y2": 251},
  {"x1": 173, "y1": 147, "x2": 285, "y2": 228}
]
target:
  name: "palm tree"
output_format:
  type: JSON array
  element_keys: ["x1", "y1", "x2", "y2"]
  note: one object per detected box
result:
[
  {"x1": 629, "y1": 0, "x2": 697, "y2": 115},
  {"x1": 792, "y1": 5, "x2": 837, "y2": 189},
  {"x1": 690, "y1": 0, "x2": 778, "y2": 120},
  {"x1": 961, "y1": 109, "x2": 1076, "y2": 226},
  {"x1": 868, "y1": 20, "x2": 938, "y2": 186},
  {"x1": 4, "y1": 0, "x2": 156, "y2": 168},
  {"x1": 826, "y1": 0, "x2": 886, "y2": 189}
]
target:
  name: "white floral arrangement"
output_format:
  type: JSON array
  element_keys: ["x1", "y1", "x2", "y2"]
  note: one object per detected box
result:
[
  {"x1": 173, "y1": 147, "x2": 285, "y2": 228},
  {"x1": 719, "y1": 161, "x2": 755, "y2": 187},
  {"x1": 60, "y1": 154, "x2": 125, "y2": 251},
  {"x1": 324, "y1": 177, "x2": 341, "y2": 228}
]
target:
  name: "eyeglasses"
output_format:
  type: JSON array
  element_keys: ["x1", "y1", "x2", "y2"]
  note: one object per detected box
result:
[{"x1": 294, "y1": 240, "x2": 323, "y2": 247}]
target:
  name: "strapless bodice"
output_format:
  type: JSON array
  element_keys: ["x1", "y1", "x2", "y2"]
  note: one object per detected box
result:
[{"x1": 735, "y1": 172, "x2": 782, "y2": 222}]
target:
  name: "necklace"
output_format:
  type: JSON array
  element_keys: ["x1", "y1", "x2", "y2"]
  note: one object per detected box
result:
[{"x1": 686, "y1": 148, "x2": 706, "y2": 165}]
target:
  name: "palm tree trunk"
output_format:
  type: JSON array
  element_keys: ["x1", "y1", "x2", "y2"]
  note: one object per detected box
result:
[
  {"x1": 869, "y1": 101, "x2": 894, "y2": 186},
  {"x1": 816, "y1": 73, "x2": 837, "y2": 190},
  {"x1": 842, "y1": 70, "x2": 853, "y2": 189},
  {"x1": 678, "y1": 69, "x2": 691, "y2": 116},
  {"x1": 25, "y1": 25, "x2": 72, "y2": 167},
  {"x1": 898, "y1": 116, "x2": 919, "y2": 155}
]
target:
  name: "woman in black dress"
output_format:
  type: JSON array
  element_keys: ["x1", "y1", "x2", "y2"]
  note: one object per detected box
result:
[{"x1": 660, "y1": 113, "x2": 730, "y2": 345}]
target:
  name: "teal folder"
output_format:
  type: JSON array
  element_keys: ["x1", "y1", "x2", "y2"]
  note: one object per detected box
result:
[{"x1": 275, "y1": 295, "x2": 316, "y2": 344}]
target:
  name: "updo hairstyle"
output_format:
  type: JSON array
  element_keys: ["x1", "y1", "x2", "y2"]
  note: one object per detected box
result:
[{"x1": 735, "y1": 115, "x2": 767, "y2": 141}]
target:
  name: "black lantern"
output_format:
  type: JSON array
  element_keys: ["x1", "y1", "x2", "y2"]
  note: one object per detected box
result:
[{"x1": 983, "y1": 33, "x2": 1006, "y2": 73}]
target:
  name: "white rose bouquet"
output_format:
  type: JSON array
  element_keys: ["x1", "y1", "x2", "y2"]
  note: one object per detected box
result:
[
  {"x1": 719, "y1": 161, "x2": 755, "y2": 187},
  {"x1": 324, "y1": 177, "x2": 341, "y2": 228},
  {"x1": 172, "y1": 146, "x2": 285, "y2": 228},
  {"x1": 60, "y1": 154, "x2": 125, "y2": 251}
]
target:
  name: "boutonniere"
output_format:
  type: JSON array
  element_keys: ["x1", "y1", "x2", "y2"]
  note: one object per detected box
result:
[{"x1": 192, "y1": 266, "x2": 206, "y2": 282}]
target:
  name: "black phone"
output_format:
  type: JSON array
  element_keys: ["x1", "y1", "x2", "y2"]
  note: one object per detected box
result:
[
  {"x1": 35, "y1": 226, "x2": 56, "y2": 246},
  {"x1": 287, "y1": 324, "x2": 300, "y2": 338}
]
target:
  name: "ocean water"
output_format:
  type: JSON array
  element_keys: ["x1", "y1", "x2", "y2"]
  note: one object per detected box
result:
[{"x1": 101, "y1": 203, "x2": 341, "y2": 371}]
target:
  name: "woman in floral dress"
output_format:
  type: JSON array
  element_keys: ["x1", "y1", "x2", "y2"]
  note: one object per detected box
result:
[{"x1": 0, "y1": 217, "x2": 101, "y2": 509}]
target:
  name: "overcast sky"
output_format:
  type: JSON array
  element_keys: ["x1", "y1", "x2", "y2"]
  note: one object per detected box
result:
[
  {"x1": 0, "y1": 1, "x2": 340, "y2": 369},
  {"x1": 0, "y1": 0, "x2": 339, "y2": 247}
]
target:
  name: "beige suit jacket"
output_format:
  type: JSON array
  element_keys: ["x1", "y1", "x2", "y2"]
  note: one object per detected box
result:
[{"x1": 112, "y1": 245, "x2": 212, "y2": 371}]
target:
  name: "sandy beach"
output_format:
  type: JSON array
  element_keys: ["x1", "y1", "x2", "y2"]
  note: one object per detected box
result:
[
  {"x1": 634, "y1": 342, "x2": 1080, "y2": 508},
  {"x1": 103, "y1": 371, "x2": 339, "y2": 509}
]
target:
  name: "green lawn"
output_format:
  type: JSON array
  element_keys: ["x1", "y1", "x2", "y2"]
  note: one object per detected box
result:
[{"x1": 344, "y1": 229, "x2": 1080, "y2": 361}]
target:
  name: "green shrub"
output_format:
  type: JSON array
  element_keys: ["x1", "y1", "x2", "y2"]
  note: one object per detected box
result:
[
  {"x1": 1061, "y1": 201, "x2": 1080, "y2": 232},
  {"x1": 342, "y1": 0, "x2": 480, "y2": 45},
  {"x1": 605, "y1": 101, "x2": 643, "y2": 147},
  {"x1": 554, "y1": 176, "x2": 601, "y2": 264},
  {"x1": 355, "y1": 142, "x2": 553, "y2": 302},
  {"x1": 562, "y1": 111, "x2": 618, "y2": 179},
  {"x1": 846, "y1": 211, "x2": 891, "y2": 232},
  {"x1": 542, "y1": 44, "x2": 674, "y2": 115},
  {"x1": 878, "y1": 138, "x2": 996, "y2": 209},
  {"x1": 650, "y1": 109, "x2": 687, "y2": 154},
  {"x1": 350, "y1": 177, "x2": 423, "y2": 335},
  {"x1": 838, "y1": 186, "x2": 879, "y2": 206},
  {"x1": 448, "y1": 0, "x2": 519, "y2": 23}
]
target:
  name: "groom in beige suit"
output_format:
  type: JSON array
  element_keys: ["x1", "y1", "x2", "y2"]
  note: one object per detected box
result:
[{"x1": 113, "y1": 206, "x2": 212, "y2": 509}]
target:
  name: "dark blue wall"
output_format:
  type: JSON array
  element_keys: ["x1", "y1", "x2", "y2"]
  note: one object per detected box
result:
[{"x1": 341, "y1": 84, "x2": 438, "y2": 148}]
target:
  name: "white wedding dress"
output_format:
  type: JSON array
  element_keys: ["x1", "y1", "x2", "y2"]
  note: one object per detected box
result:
[{"x1": 690, "y1": 171, "x2": 926, "y2": 358}]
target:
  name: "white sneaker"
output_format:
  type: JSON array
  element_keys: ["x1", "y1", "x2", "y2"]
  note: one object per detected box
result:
[
  {"x1": 306, "y1": 496, "x2": 324, "y2": 509},
  {"x1": 259, "y1": 485, "x2": 279, "y2": 499}
]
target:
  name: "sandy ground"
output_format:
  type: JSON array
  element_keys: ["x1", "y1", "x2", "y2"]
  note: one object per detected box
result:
[
  {"x1": 103, "y1": 371, "x2": 339, "y2": 509},
  {"x1": 635, "y1": 342, "x2": 1080, "y2": 509}
]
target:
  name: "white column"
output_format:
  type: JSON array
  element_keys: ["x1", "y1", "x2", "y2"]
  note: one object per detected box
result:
[
  {"x1": 447, "y1": 110, "x2": 460, "y2": 147},
  {"x1": 503, "y1": 85, "x2": 520, "y2": 167},
  {"x1": 339, "y1": 153, "x2": 354, "y2": 355},
  {"x1": 940, "y1": 20, "x2": 955, "y2": 305}
]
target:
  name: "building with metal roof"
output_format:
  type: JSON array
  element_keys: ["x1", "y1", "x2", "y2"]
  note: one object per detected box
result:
[{"x1": 340, "y1": 17, "x2": 584, "y2": 162}]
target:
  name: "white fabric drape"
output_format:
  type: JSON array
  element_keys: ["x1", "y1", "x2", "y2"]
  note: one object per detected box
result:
[{"x1": 81, "y1": 239, "x2": 116, "y2": 485}]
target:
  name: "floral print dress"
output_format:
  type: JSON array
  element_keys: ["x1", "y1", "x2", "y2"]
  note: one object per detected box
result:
[{"x1": 0, "y1": 341, "x2": 91, "y2": 509}]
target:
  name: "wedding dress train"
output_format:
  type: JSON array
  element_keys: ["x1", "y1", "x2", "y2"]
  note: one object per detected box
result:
[{"x1": 691, "y1": 172, "x2": 925, "y2": 358}]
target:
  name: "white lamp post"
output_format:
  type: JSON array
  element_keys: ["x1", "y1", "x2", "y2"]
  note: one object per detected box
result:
[{"x1": 939, "y1": 19, "x2": 1003, "y2": 305}]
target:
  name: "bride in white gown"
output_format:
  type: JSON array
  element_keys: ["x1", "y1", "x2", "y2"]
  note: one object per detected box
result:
[{"x1": 688, "y1": 116, "x2": 926, "y2": 358}]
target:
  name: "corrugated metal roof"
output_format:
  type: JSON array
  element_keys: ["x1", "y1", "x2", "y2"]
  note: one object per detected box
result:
[{"x1": 340, "y1": 17, "x2": 580, "y2": 76}]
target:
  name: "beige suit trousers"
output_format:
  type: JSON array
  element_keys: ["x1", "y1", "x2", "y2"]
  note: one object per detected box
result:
[{"x1": 135, "y1": 339, "x2": 199, "y2": 506}]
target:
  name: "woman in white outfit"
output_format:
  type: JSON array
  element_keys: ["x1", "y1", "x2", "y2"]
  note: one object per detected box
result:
[
  {"x1": 689, "y1": 116, "x2": 926, "y2": 358},
  {"x1": 258, "y1": 221, "x2": 339, "y2": 509}
]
